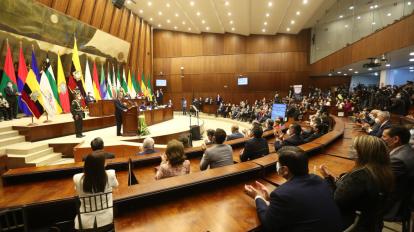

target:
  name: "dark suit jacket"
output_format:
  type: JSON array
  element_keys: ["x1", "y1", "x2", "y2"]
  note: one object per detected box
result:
[
  {"x1": 256, "y1": 174, "x2": 342, "y2": 232},
  {"x1": 369, "y1": 120, "x2": 392, "y2": 137},
  {"x1": 114, "y1": 99, "x2": 128, "y2": 120},
  {"x1": 85, "y1": 95, "x2": 96, "y2": 104},
  {"x1": 226, "y1": 132, "x2": 244, "y2": 141},
  {"x1": 274, "y1": 134, "x2": 304, "y2": 151},
  {"x1": 137, "y1": 149, "x2": 157, "y2": 155},
  {"x1": 4, "y1": 87, "x2": 17, "y2": 103},
  {"x1": 240, "y1": 138, "x2": 269, "y2": 162},
  {"x1": 82, "y1": 150, "x2": 115, "y2": 161}
]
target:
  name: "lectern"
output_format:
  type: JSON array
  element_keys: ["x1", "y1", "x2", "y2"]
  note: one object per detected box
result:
[{"x1": 122, "y1": 106, "x2": 139, "y2": 136}]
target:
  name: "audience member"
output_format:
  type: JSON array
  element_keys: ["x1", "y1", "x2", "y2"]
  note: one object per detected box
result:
[
  {"x1": 73, "y1": 152, "x2": 118, "y2": 230},
  {"x1": 178, "y1": 135, "x2": 191, "y2": 148},
  {"x1": 200, "y1": 128, "x2": 234, "y2": 170},
  {"x1": 274, "y1": 123, "x2": 304, "y2": 151},
  {"x1": 244, "y1": 146, "x2": 343, "y2": 232},
  {"x1": 240, "y1": 125, "x2": 269, "y2": 161},
  {"x1": 204, "y1": 129, "x2": 215, "y2": 145},
  {"x1": 319, "y1": 135, "x2": 394, "y2": 231},
  {"x1": 226, "y1": 125, "x2": 244, "y2": 141},
  {"x1": 82, "y1": 137, "x2": 115, "y2": 161},
  {"x1": 137, "y1": 137, "x2": 157, "y2": 155},
  {"x1": 155, "y1": 140, "x2": 190, "y2": 180},
  {"x1": 369, "y1": 111, "x2": 392, "y2": 137}
]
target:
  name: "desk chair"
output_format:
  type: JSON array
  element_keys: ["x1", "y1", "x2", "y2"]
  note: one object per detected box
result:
[
  {"x1": 76, "y1": 192, "x2": 114, "y2": 232},
  {"x1": 0, "y1": 208, "x2": 27, "y2": 232}
]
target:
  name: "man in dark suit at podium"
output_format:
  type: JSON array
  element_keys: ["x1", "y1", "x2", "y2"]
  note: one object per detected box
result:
[
  {"x1": 85, "y1": 92, "x2": 96, "y2": 104},
  {"x1": 115, "y1": 93, "x2": 128, "y2": 136}
]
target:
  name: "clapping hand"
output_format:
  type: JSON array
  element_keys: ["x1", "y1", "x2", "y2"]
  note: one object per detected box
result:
[
  {"x1": 244, "y1": 181, "x2": 270, "y2": 200},
  {"x1": 201, "y1": 143, "x2": 207, "y2": 151},
  {"x1": 319, "y1": 164, "x2": 331, "y2": 178}
]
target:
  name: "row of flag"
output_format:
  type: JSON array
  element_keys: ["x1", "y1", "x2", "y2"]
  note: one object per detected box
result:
[{"x1": 0, "y1": 38, "x2": 154, "y2": 119}]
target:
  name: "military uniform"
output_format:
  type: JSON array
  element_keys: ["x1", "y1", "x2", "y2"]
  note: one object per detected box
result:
[{"x1": 71, "y1": 99, "x2": 84, "y2": 138}]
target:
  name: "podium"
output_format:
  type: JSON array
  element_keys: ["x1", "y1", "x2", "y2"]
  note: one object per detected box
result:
[
  {"x1": 88, "y1": 102, "x2": 102, "y2": 117},
  {"x1": 122, "y1": 106, "x2": 139, "y2": 136}
]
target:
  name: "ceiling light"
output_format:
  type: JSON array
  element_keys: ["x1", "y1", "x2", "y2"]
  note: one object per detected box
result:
[
  {"x1": 408, "y1": 2, "x2": 412, "y2": 6},
  {"x1": 266, "y1": 13, "x2": 270, "y2": 17},
  {"x1": 148, "y1": 1, "x2": 152, "y2": 6},
  {"x1": 410, "y1": 70, "x2": 414, "y2": 72},
  {"x1": 374, "y1": 72, "x2": 379, "y2": 76},
  {"x1": 202, "y1": 20, "x2": 205, "y2": 24},
  {"x1": 357, "y1": 16, "x2": 361, "y2": 20},
  {"x1": 149, "y1": 18, "x2": 153, "y2": 21},
  {"x1": 345, "y1": 24, "x2": 349, "y2": 28},
  {"x1": 158, "y1": 11, "x2": 162, "y2": 16},
  {"x1": 328, "y1": 73, "x2": 332, "y2": 76},
  {"x1": 410, "y1": 58, "x2": 414, "y2": 62},
  {"x1": 225, "y1": 1, "x2": 229, "y2": 6},
  {"x1": 387, "y1": 13, "x2": 392, "y2": 16},
  {"x1": 374, "y1": 4, "x2": 378, "y2": 8},
  {"x1": 139, "y1": 9, "x2": 143, "y2": 14},
  {"x1": 337, "y1": 71, "x2": 342, "y2": 74},
  {"x1": 167, "y1": 19, "x2": 171, "y2": 23},
  {"x1": 174, "y1": 26, "x2": 177, "y2": 29},
  {"x1": 182, "y1": 21, "x2": 186, "y2": 25},
  {"x1": 230, "y1": 20, "x2": 234, "y2": 24},
  {"x1": 264, "y1": 22, "x2": 268, "y2": 25},
  {"x1": 188, "y1": 27, "x2": 191, "y2": 31},
  {"x1": 303, "y1": 0, "x2": 308, "y2": 4},
  {"x1": 296, "y1": 11, "x2": 300, "y2": 15},
  {"x1": 262, "y1": 29, "x2": 266, "y2": 32},
  {"x1": 372, "y1": 22, "x2": 376, "y2": 25},
  {"x1": 175, "y1": 13, "x2": 179, "y2": 17},
  {"x1": 386, "y1": 63, "x2": 391, "y2": 67},
  {"x1": 268, "y1": 1, "x2": 273, "y2": 7},
  {"x1": 291, "y1": 20, "x2": 295, "y2": 24},
  {"x1": 410, "y1": 52, "x2": 414, "y2": 56},
  {"x1": 410, "y1": 67, "x2": 414, "y2": 69},
  {"x1": 158, "y1": 24, "x2": 162, "y2": 27},
  {"x1": 339, "y1": 15, "x2": 343, "y2": 19},
  {"x1": 354, "y1": 71, "x2": 359, "y2": 74},
  {"x1": 197, "y1": 12, "x2": 201, "y2": 16},
  {"x1": 349, "y1": 6, "x2": 354, "y2": 10},
  {"x1": 231, "y1": 27, "x2": 235, "y2": 31},
  {"x1": 370, "y1": 5, "x2": 374, "y2": 9},
  {"x1": 344, "y1": 73, "x2": 348, "y2": 76},
  {"x1": 348, "y1": 68, "x2": 353, "y2": 71},
  {"x1": 190, "y1": 1, "x2": 194, "y2": 6},
  {"x1": 126, "y1": 0, "x2": 131, "y2": 4},
  {"x1": 166, "y1": 3, "x2": 170, "y2": 7},
  {"x1": 206, "y1": 27, "x2": 210, "y2": 30},
  {"x1": 286, "y1": 27, "x2": 290, "y2": 32},
  {"x1": 227, "y1": 12, "x2": 232, "y2": 16},
  {"x1": 368, "y1": 68, "x2": 373, "y2": 71}
]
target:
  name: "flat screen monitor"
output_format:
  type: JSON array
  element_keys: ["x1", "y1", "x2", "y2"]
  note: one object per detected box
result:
[
  {"x1": 271, "y1": 104, "x2": 287, "y2": 120},
  {"x1": 156, "y1": 79, "x2": 167, "y2": 87},
  {"x1": 238, "y1": 77, "x2": 248, "y2": 85}
]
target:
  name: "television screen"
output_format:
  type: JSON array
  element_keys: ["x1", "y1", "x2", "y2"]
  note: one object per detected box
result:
[
  {"x1": 238, "y1": 77, "x2": 248, "y2": 85},
  {"x1": 271, "y1": 104, "x2": 287, "y2": 120},
  {"x1": 156, "y1": 79, "x2": 167, "y2": 87}
]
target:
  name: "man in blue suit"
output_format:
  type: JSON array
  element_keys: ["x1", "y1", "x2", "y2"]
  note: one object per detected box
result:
[{"x1": 244, "y1": 146, "x2": 343, "y2": 232}]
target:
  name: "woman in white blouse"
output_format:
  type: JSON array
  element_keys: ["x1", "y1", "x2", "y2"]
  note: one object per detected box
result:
[{"x1": 73, "y1": 152, "x2": 119, "y2": 230}]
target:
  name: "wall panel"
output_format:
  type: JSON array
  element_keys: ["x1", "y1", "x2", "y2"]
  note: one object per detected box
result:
[
  {"x1": 65, "y1": 0, "x2": 83, "y2": 19},
  {"x1": 51, "y1": 0, "x2": 69, "y2": 13},
  {"x1": 89, "y1": 0, "x2": 107, "y2": 28},
  {"x1": 79, "y1": 0, "x2": 95, "y2": 24}
]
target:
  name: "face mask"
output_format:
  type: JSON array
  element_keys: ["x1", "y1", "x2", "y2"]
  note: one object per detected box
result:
[
  {"x1": 276, "y1": 162, "x2": 281, "y2": 174},
  {"x1": 374, "y1": 118, "x2": 381, "y2": 124},
  {"x1": 7, "y1": 84, "x2": 12, "y2": 88},
  {"x1": 396, "y1": 95, "x2": 401, "y2": 99},
  {"x1": 286, "y1": 129, "x2": 291, "y2": 135}
]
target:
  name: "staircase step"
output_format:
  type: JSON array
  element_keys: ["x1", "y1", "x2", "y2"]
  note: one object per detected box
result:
[
  {"x1": 0, "y1": 136, "x2": 26, "y2": 147},
  {"x1": 47, "y1": 158, "x2": 75, "y2": 166},
  {"x1": 28, "y1": 153, "x2": 62, "y2": 167},
  {"x1": 0, "y1": 126, "x2": 12, "y2": 133},
  {"x1": 0, "y1": 130, "x2": 19, "y2": 140},
  {"x1": 6, "y1": 142, "x2": 49, "y2": 155},
  {"x1": 7, "y1": 148, "x2": 55, "y2": 162}
]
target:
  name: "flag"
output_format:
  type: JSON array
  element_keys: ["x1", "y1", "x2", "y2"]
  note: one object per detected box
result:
[
  {"x1": 57, "y1": 52, "x2": 70, "y2": 113},
  {"x1": 0, "y1": 41, "x2": 17, "y2": 101},
  {"x1": 113, "y1": 65, "x2": 118, "y2": 95},
  {"x1": 106, "y1": 63, "x2": 113, "y2": 99},
  {"x1": 92, "y1": 61, "x2": 102, "y2": 100},
  {"x1": 84, "y1": 59, "x2": 94, "y2": 98},
  {"x1": 31, "y1": 50, "x2": 41, "y2": 83},
  {"x1": 44, "y1": 56, "x2": 62, "y2": 114},
  {"x1": 21, "y1": 69, "x2": 45, "y2": 118},
  {"x1": 99, "y1": 64, "x2": 107, "y2": 100},
  {"x1": 140, "y1": 72, "x2": 148, "y2": 97},
  {"x1": 127, "y1": 69, "x2": 137, "y2": 98},
  {"x1": 70, "y1": 37, "x2": 86, "y2": 97},
  {"x1": 146, "y1": 73, "x2": 153, "y2": 101},
  {"x1": 137, "y1": 70, "x2": 143, "y2": 96},
  {"x1": 17, "y1": 44, "x2": 32, "y2": 116},
  {"x1": 40, "y1": 68, "x2": 57, "y2": 117},
  {"x1": 121, "y1": 66, "x2": 128, "y2": 93},
  {"x1": 116, "y1": 66, "x2": 121, "y2": 94},
  {"x1": 132, "y1": 73, "x2": 140, "y2": 97}
]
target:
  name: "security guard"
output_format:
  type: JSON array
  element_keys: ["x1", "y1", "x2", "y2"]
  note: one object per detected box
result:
[{"x1": 71, "y1": 93, "x2": 85, "y2": 138}]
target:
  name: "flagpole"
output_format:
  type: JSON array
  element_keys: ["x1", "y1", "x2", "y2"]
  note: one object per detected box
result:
[{"x1": 43, "y1": 112, "x2": 51, "y2": 123}]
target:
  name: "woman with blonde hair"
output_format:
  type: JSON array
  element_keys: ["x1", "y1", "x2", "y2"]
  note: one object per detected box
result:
[
  {"x1": 320, "y1": 135, "x2": 394, "y2": 231},
  {"x1": 155, "y1": 139, "x2": 190, "y2": 180}
]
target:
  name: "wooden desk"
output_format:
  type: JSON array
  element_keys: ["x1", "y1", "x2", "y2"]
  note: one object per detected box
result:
[
  {"x1": 201, "y1": 104, "x2": 218, "y2": 114},
  {"x1": 142, "y1": 107, "x2": 173, "y2": 126}
]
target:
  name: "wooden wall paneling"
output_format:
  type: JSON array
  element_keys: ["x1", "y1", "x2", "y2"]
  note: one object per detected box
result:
[
  {"x1": 138, "y1": 22, "x2": 146, "y2": 75},
  {"x1": 181, "y1": 33, "x2": 203, "y2": 57},
  {"x1": 128, "y1": 16, "x2": 139, "y2": 74},
  {"x1": 78, "y1": 0, "x2": 96, "y2": 24},
  {"x1": 144, "y1": 24, "x2": 152, "y2": 77},
  {"x1": 109, "y1": 7, "x2": 122, "y2": 36},
  {"x1": 101, "y1": 1, "x2": 115, "y2": 33},
  {"x1": 125, "y1": 12, "x2": 136, "y2": 43},
  {"x1": 65, "y1": 0, "x2": 84, "y2": 19},
  {"x1": 51, "y1": 0, "x2": 70, "y2": 13},
  {"x1": 89, "y1": 0, "x2": 107, "y2": 28},
  {"x1": 223, "y1": 34, "x2": 246, "y2": 54},
  {"x1": 202, "y1": 34, "x2": 224, "y2": 55},
  {"x1": 36, "y1": 0, "x2": 53, "y2": 7},
  {"x1": 118, "y1": 8, "x2": 130, "y2": 39}
]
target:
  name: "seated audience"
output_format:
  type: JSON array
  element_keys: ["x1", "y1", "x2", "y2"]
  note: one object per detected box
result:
[
  {"x1": 82, "y1": 137, "x2": 115, "y2": 161},
  {"x1": 303, "y1": 123, "x2": 325, "y2": 143},
  {"x1": 200, "y1": 128, "x2": 234, "y2": 170},
  {"x1": 320, "y1": 135, "x2": 394, "y2": 231},
  {"x1": 73, "y1": 152, "x2": 119, "y2": 230},
  {"x1": 368, "y1": 111, "x2": 392, "y2": 137},
  {"x1": 226, "y1": 125, "x2": 244, "y2": 141},
  {"x1": 381, "y1": 126, "x2": 414, "y2": 218},
  {"x1": 137, "y1": 137, "x2": 157, "y2": 155},
  {"x1": 240, "y1": 125, "x2": 269, "y2": 161},
  {"x1": 178, "y1": 135, "x2": 191, "y2": 148},
  {"x1": 244, "y1": 146, "x2": 343, "y2": 232},
  {"x1": 274, "y1": 123, "x2": 304, "y2": 151},
  {"x1": 155, "y1": 140, "x2": 190, "y2": 180},
  {"x1": 263, "y1": 119, "x2": 274, "y2": 132},
  {"x1": 204, "y1": 129, "x2": 215, "y2": 145}
]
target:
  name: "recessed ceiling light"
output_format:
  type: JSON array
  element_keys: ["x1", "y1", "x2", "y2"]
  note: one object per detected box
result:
[
  {"x1": 372, "y1": 22, "x2": 376, "y2": 25},
  {"x1": 231, "y1": 27, "x2": 235, "y2": 31},
  {"x1": 296, "y1": 11, "x2": 301, "y2": 15},
  {"x1": 266, "y1": 13, "x2": 270, "y2": 17},
  {"x1": 175, "y1": 13, "x2": 179, "y2": 17},
  {"x1": 158, "y1": 11, "x2": 162, "y2": 16},
  {"x1": 228, "y1": 12, "x2": 232, "y2": 16},
  {"x1": 408, "y1": 2, "x2": 412, "y2": 6},
  {"x1": 348, "y1": 68, "x2": 353, "y2": 71},
  {"x1": 126, "y1": 0, "x2": 132, "y2": 4},
  {"x1": 262, "y1": 29, "x2": 266, "y2": 32},
  {"x1": 166, "y1": 3, "x2": 170, "y2": 7},
  {"x1": 349, "y1": 6, "x2": 354, "y2": 10},
  {"x1": 337, "y1": 71, "x2": 342, "y2": 74},
  {"x1": 158, "y1": 24, "x2": 162, "y2": 27},
  {"x1": 357, "y1": 16, "x2": 361, "y2": 20},
  {"x1": 345, "y1": 24, "x2": 349, "y2": 28},
  {"x1": 386, "y1": 63, "x2": 391, "y2": 67},
  {"x1": 410, "y1": 52, "x2": 414, "y2": 56},
  {"x1": 328, "y1": 73, "x2": 332, "y2": 76},
  {"x1": 344, "y1": 73, "x2": 348, "y2": 76},
  {"x1": 174, "y1": 26, "x2": 177, "y2": 29},
  {"x1": 339, "y1": 15, "x2": 343, "y2": 19},
  {"x1": 374, "y1": 4, "x2": 378, "y2": 8},
  {"x1": 354, "y1": 71, "x2": 359, "y2": 74},
  {"x1": 167, "y1": 19, "x2": 171, "y2": 23},
  {"x1": 197, "y1": 12, "x2": 201, "y2": 16},
  {"x1": 139, "y1": 9, "x2": 143, "y2": 14},
  {"x1": 410, "y1": 67, "x2": 414, "y2": 69},
  {"x1": 286, "y1": 27, "x2": 291, "y2": 32},
  {"x1": 149, "y1": 18, "x2": 153, "y2": 21},
  {"x1": 182, "y1": 21, "x2": 186, "y2": 25},
  {"x1": 387, "y1": 13, "x2": 392, "y2": 16},
  {"x1": 225, "y1": 1, "x2": 229, "y2": 6},
  {"x1": 148, "y1": 1, "x2": 152, "y2": 6},
  {"x1": 370, "y1": 5, "x2": 374, "y2": 9},
  {"x1": 268, "y1": 1, "x2": 273, "y2": 7},
  {"x1": 264, "y1": 22, "x2": 268, "y2": 25},
  {"x1": 190, "y1": 1, "x2": 194, "y2": 6},
  {"x1": 368, "y1": 68, "x2": 373, "y2": 71},
  {"x1": 410, "y1": 70, "x2": 414, "y2": 72},
  {"x1": 303, "y1": 0, "x2": 308, "y2": 4},
  {"x1": 410, "y1": 58, "x2": 414, "y2": 62},
  {"x1": 188, "y1": 27, "x2": 191, "y2": 31},
  {"x1": 202, "y1": 20, "x2": 206, "y2": 24},
  {"x1": 206, "y1": 27, "x2": 210, "y2": 30},
  {"x1": 230, "y1": 20, "x2": 234, "y2": 24},
  {"x1": 374, "y1": 72, "x2": 379, "y2": 76},
  {"x1": 291, "y1": 20, "x2": 295, "y2": 24}
]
